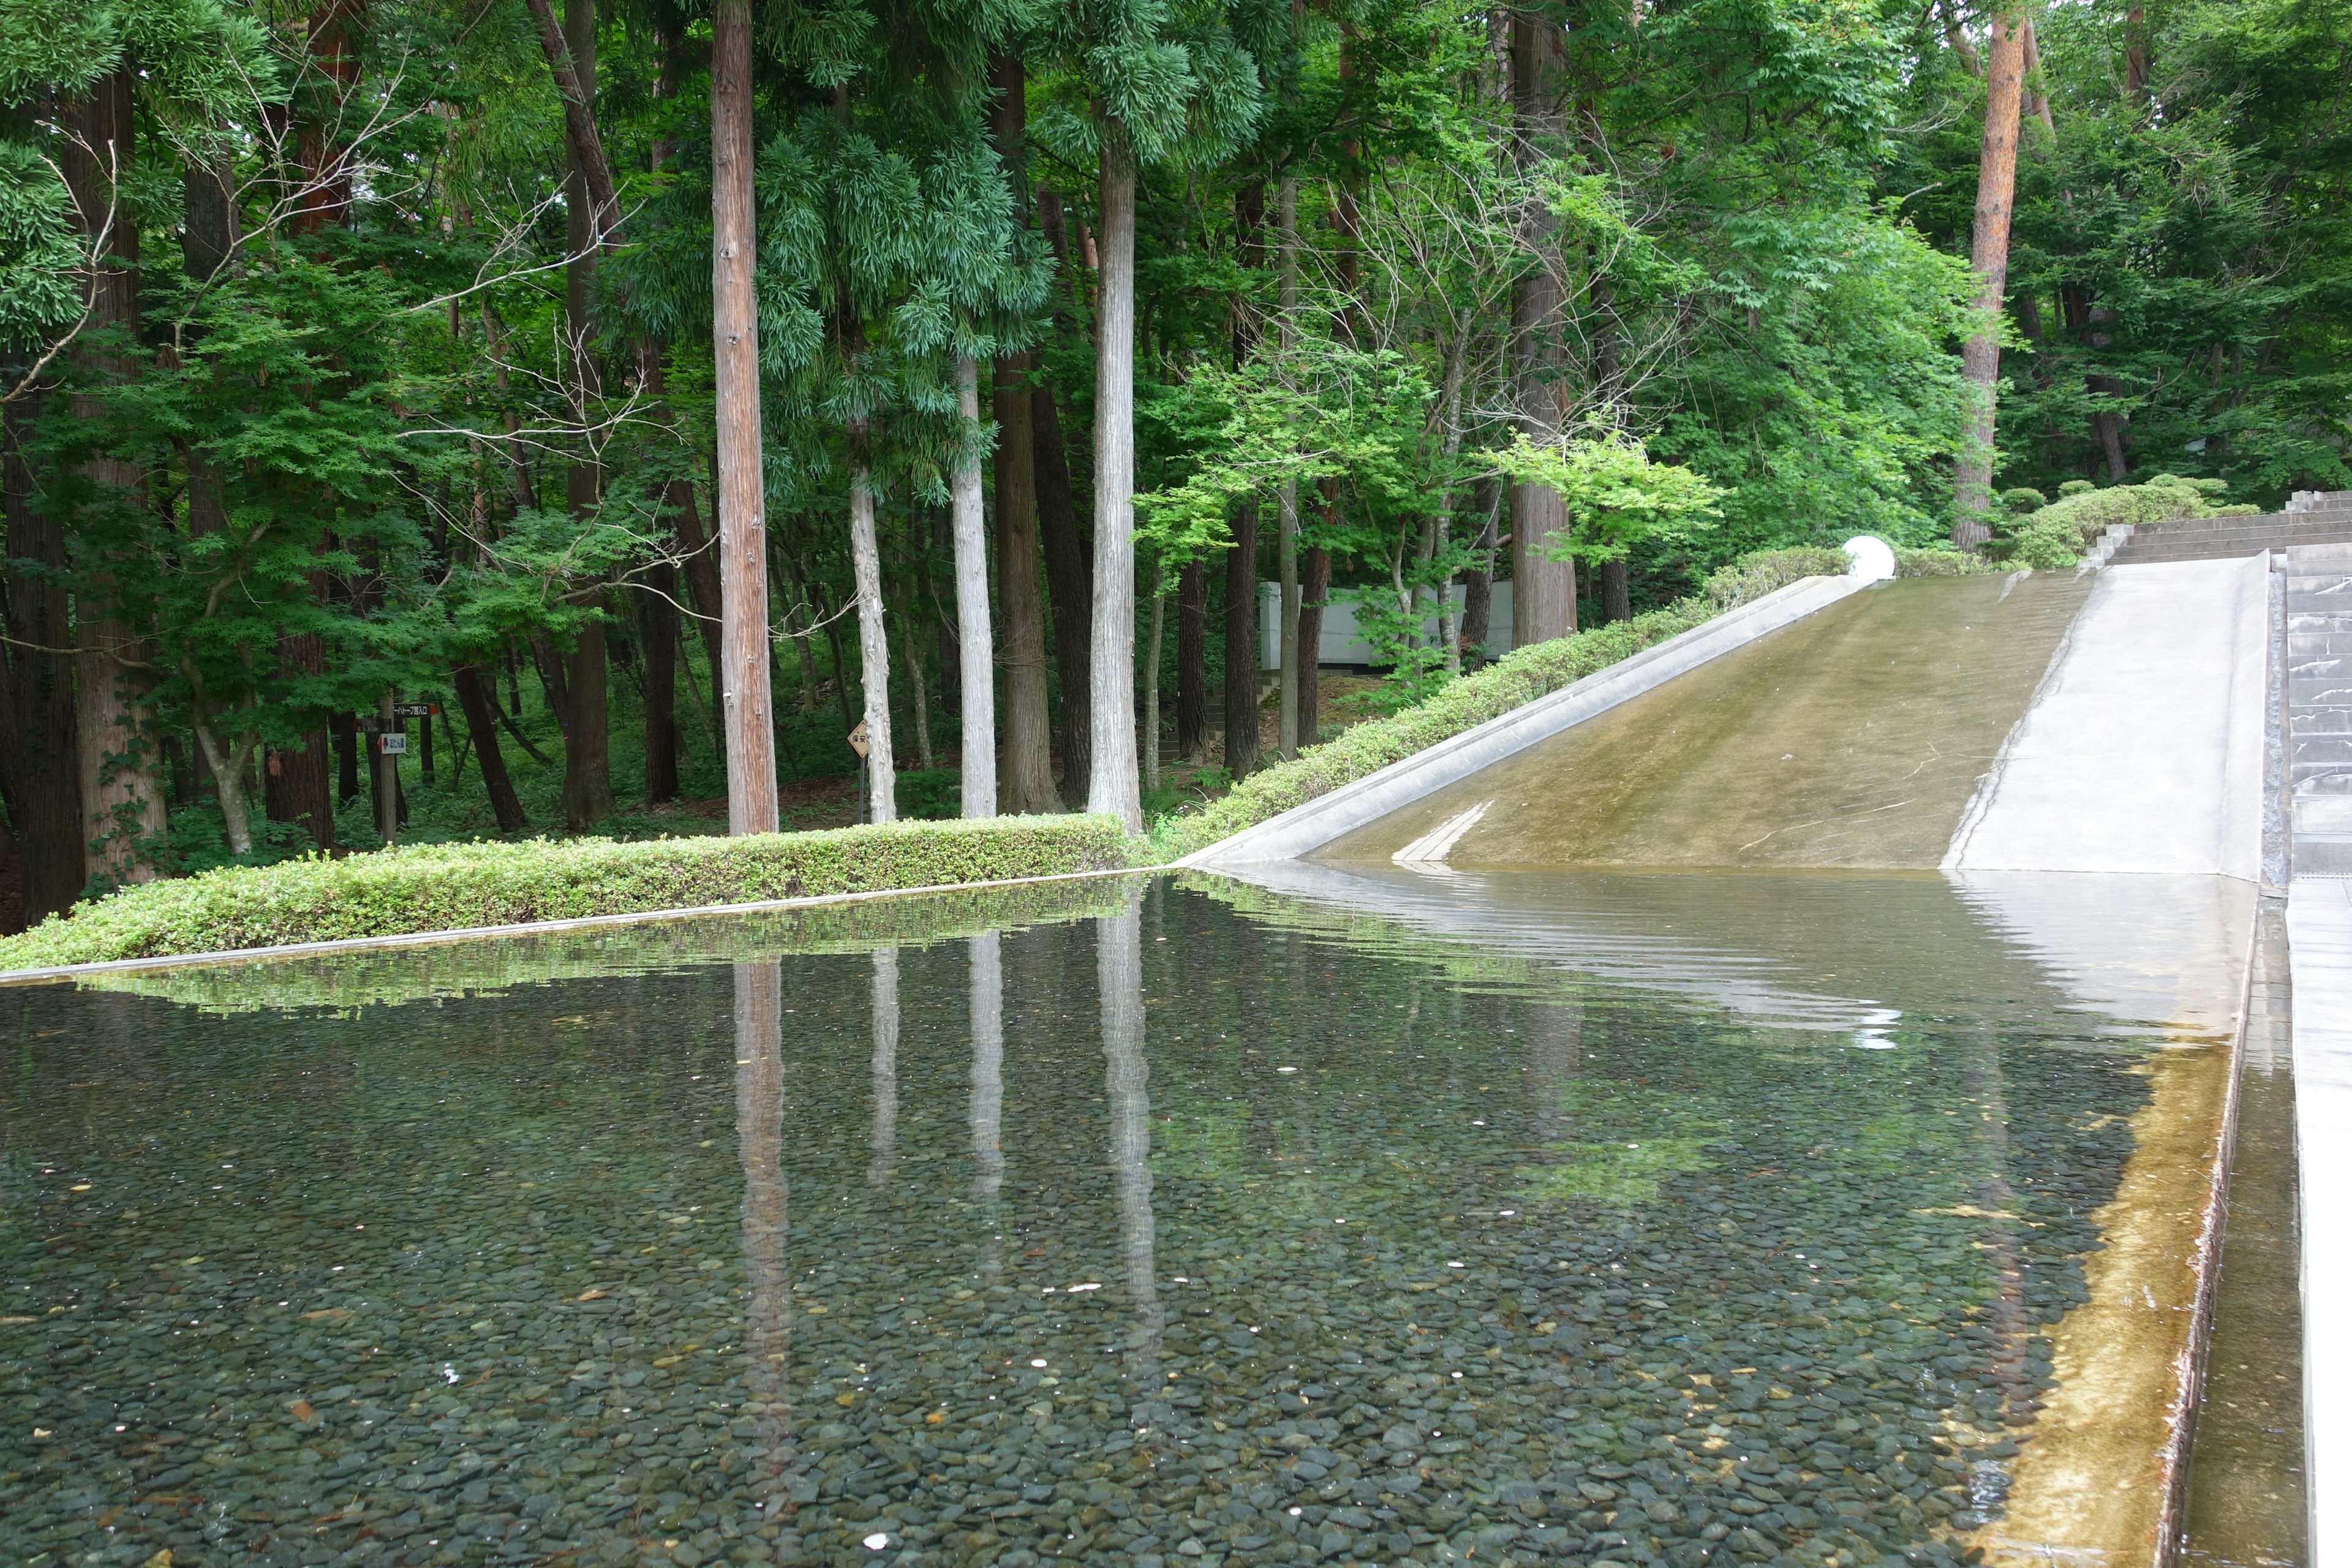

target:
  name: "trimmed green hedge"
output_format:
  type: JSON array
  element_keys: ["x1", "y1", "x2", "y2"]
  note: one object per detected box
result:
[
  {"x1": 2007, "y1": 474, "x2": 2254, "y2": 568},
  {"x1": 0, "y1": 815, "x2": 1133, "y2": 971},
  {"x1": 1151, "y1": 546, "x2": 1884, "y2": 861}
]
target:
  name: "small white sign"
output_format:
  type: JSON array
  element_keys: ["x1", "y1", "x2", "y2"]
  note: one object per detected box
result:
[{"x1": 379, "y1": 733, "x2": 409, "y2": 755}]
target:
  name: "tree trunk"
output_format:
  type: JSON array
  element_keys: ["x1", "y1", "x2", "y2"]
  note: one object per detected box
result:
[
  {"x1": 1223, "y1": 500, "x2": 1260, "y2": 778},
  {"x1": 372, "y1": 691, "x2": 400, "y2": 843},
  {"x1": 1275, "y1": 178, "x2": 1302, "y2": 758},
  {"x1": 2124, "y1": 4, "x2": 2147, "y2": 97},
  {"x1": 712, "y1": 0, "x2": 778, "y2": 833},
  {"x1": 1224, "y1": 181, "x2": 1265, "y2": 781},
  {"x1": 669, "y1": 478, "x2": 726, "y2": 729},
  {"x1": 64, "y1": 62, "x2": 163, "y2": 885},
  {"x1": 563, "y1": 619, "x2": 614, "y2": 829},
  {"x1": 1954, "y1": 9, "x2": 2027, "y2": 546},
  {"x1": 264, "y1": 631, "x2": 334, "y2": 851},
  {"x1": 1297, "y1": 546, "x2": 1329, "y2": 748},
  {"x1": 0, "y1": 390, "x2": 83, "y2": 924},
  {"x1": 1035, "y1": 385, "x2": 1093, "y2": 807},
  {"x1": 332, "y1": 710, "x2": 360, "y2": 802},
  {"x1": 902, "y1": 605, "x2": 935, "y2": 774},
  {"x1": 291, "y1": 0, "x2": 365, "y2": 233},
  {"x1": 2021, "y1": 15, "x2": 2054, "y2": 132},
  {"x1": 190, "y1": 715, "x2": 257, "y2": 856},
  {"x1": 1142, "y1": 585, "x2": 1164, "y2": 793},
  {"x1": 1509, "y1": 9, "x2": 1576, "y2": 645},
  {"x1": 1600, "y1": 559, "x2": 1632, "y2": 624},
  {"x1": 454, "y1": 664, "x2": 529, "y2": 832},
  {"x1": 529, "y1": 631, "x2": 571, "y2": 728},
  {"x1": 952, "y1": 356, "x2": 997, "y2": 816},
  {"x1": 850, "y1": 467, "x2": 897, "y2": 822},
  {"x1": 643, "y1": 560, "x2": 680, "y2": 804},
  {"x1": 1175, "y1": 560, "x2": 1207, "y2": 763},
  {"x1": 1087, "y1": 127, "x2": 1142, "y2": 831},
  {"x1": 993, "y1": 355, "x2": 1054, "y2": 812},
  {"x1": 1462, "y1": 478, "x2": 1499, "y2": 654}
]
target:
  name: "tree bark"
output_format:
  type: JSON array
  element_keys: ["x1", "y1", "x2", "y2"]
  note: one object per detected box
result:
[
  {"x1": 643, "y1": 559, "x2": 680, "y2": 804},
  {"x1": 850, "y1": 467, "x2": 897, "y2": 822},
  {"x1": 332, "y1": 710, "x2": 361, "y2": 802},
  {"x1": 669, "y1": 478, "x2": 726, "y2": 725},
  {"x1": 1175, "y1": 560, "x2": 1207, "y2": 763},
  {"x1": 1223, "y1": 500, "x2": 1260, "y2": 778},
  {"x1": 1600, "y1": 559, "x2": 1632, "y2": 624},
  {"x1": 1142, "y1": 584, "x2": 1164, "y2": 793},
  {"x1": 1509, "y1": 9, "x2": 1576, "y2": 645},
  {"x1": 1275, "y1": 177, "x2": 1302, "y2": 758},
  {"x1": 2021, "y1": 14, "x2": 2054, "y2": 132},
  {"x1": 1297, "y1": 545, "x2": 1329, "y2": 748},
  {"x1": 291, "y1": 0, "x2": 365, "y2": 233},
  {"x1": 989, "y1": 59, "x2": 1055, "y2": 815},
  {"x1": 993, "y1": 358, "x2": 1054, "y2": 812},
  {"x1": 264, "y1": 631, "x2": 334, "y2": 851},
  {"x1": 712, "y1": 0, "x2": 778, "y2": 833},
  {"x1": 562, "y1": 618, "x2": 613, "y2": 829},
  {"x1": 1954, "y1": 9, "x2": 2027, "y2": 546},
  {"x1": 1087, "y1": 127, "x2": 1142, "y2": 831},
  {"x1": 64, "y1": 61, "x2": 164, "y2": 885},
  {"x1": 0, "y1": 390, "x2": 83, "y2": 924},
  {"x1": 1461, "y1": 479, "x2": 1498, "y2": 654},
  {"x1": 454, "y1": 664, "x2": 529, "y2": 832},
  {"x1": 951, "y1": 356, "x2": 997, "y2": 816},
  {"x1": 1035, "y1": 385, "x2": 1093, "y2": 807}
]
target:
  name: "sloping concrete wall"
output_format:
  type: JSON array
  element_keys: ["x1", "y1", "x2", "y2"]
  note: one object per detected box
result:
[
  {"x1": 1943, "y1": 556, "x2": 2269, "y2": 881},
  {"x1": 1180, "y1": 573, "x2": 1868, "y2": 869}
]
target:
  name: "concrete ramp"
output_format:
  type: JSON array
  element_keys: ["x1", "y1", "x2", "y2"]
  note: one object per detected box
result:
[{"x1": 1294, "y1": 557, "x2": 2269, "y2": 879}]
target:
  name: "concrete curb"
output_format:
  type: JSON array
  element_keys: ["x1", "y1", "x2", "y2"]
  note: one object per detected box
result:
[
  {"x1": 0, "y1": 864, "x2": 1167, "y2": 986},
  {"x1": 1176, "y1": 571, "x2": 1871, "y2": 869}
]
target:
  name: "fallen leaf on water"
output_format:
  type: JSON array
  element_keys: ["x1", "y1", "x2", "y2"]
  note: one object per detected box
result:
[
  {"x1": 300, "y1": 1309, "x2": 351, "y2": 1322},
  {"x1": 287, "y1": 1400, "x2": 316, "y2": 1423},
  {"x1": 576, "y1": 1289, "x2": 607, "y2": 1302},
  {"x1": 835, "y1": 1393, "x2": 858, "y2": 1407},
  {"x1": 925, "y1": 1411, "x2": 946, "y2": 1425},
  {"x1": 143, "y1": 1550, "x2": 173, "y2": 1568},
  {"x1": 0, "y1": 1316, "x2": 34, "y2": 1325}
]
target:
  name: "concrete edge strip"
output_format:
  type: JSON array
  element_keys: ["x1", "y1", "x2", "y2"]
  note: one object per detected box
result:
[
  {"x1": 2288, "y1": 878, "x2": 2351, "y2": 1562},
  {"x1": 0, "y1": 863, "x2": 1174, "y2": 986},
  {"x1": 2154, "y1": 901, "x2": 2264, "y2": 1566},
  {"x1": 1177, "y1": 572, "x2": 1869, "y2": 869}
]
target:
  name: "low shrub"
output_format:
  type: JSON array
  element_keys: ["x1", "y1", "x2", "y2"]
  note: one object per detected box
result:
[
  {"x1": 0, "y1": 815, "x2": 1134, "y2": 970},
  {"x1": 2007, "y1": 473, "x2": 2244, "y2": 567}
]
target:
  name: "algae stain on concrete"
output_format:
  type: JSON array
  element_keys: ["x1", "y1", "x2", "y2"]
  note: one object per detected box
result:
[
  {"x1": 1322, "y1": 571, "x2": 2091, "y2": 871},
  {"x1": 1975, "y1": 1035, "x2": 2236, "y2": 1568}
]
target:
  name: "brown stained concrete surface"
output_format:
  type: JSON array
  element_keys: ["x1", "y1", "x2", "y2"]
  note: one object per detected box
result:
[
  {"x1": 1317, "y1": 571, "x2": 2090, "y2": 871},
  {"x1": 1975, "y1": 1036, "x2": 2236, "y2": 1568},
  {"x1": 2179, "y1": 901, "x2": 2307, "y2": 1568}
]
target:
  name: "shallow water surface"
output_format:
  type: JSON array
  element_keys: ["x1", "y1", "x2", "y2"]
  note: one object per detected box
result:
[{"x1": 1, "y1": 875, "x2": 2229, "y2": 1568}]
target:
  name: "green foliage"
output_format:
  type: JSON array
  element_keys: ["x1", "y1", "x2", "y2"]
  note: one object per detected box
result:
[
  {"x1": 0, "y1": 140, "x2": 80, "y2": 353},
  {"x1": 2004, "y1": 474, "x2": 2238, "y2": 568},
  {"x1": 0, "y1": 816, "x2": 1136, "y2": 970},
  {"x1": 1488, "y1": 428, "x2": 1724, "y2": 564}
]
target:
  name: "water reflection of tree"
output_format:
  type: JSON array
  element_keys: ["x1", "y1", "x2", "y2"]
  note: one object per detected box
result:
[
  {"x1": 970, "y1": 931, "x2": 1005, "y2": 1280},
  {"x1": 870, "y1": 949, "x2": 899, "y2": 1188},
  {"x1": 1101, "y1": 894, "x2": 1163, "y2": 1396},
  {"x1": 733, "y1": 960, "x2": 795, "y2": 1521}
]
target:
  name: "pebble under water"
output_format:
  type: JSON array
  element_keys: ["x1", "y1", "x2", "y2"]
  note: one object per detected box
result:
[{"x1": 1, "y1": 879, "x2": 2170, "y2": 1568}]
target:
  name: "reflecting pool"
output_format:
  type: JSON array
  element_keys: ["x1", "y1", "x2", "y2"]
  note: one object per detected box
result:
[{"x1": 0, "y1": 872, "x2": 2242, "y2": 1568}]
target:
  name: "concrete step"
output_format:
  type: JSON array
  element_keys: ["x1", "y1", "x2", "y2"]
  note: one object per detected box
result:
[
  {"x1": 2299, "y1": 798, "x2": 2352, "y2": 834},
  {"x1": 2296, "y1": 772, "x2": 2352, "y2": 797},
  {"x1": 2293, "y1": 709, "x2": 2352, "y2": 736},
  {"x1": 2291, "y1": 677, "x2": 2352, "y2": 705},
  {"x1": 2295, "y1": 834, "x2": 2352, "y2": 876}
]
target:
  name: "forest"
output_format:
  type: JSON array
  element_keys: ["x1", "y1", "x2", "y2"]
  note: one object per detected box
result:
[{"x1": 0, "y1": 0, "x2": 2345, "y2": 930}]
